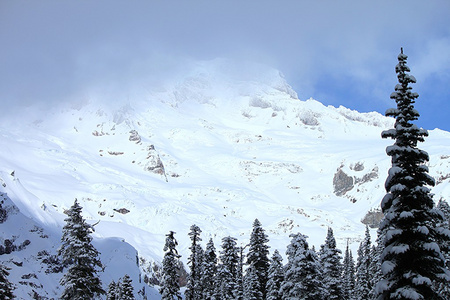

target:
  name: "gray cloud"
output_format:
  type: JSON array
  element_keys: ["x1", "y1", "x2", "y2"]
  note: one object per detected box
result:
[{"x1": 1, "y1": 0, "x2": 449, "y2": 129}]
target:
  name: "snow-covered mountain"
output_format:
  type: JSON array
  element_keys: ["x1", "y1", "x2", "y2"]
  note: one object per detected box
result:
[{"x1": 1, "y1": 59, "x2": 449, "y2": 298}]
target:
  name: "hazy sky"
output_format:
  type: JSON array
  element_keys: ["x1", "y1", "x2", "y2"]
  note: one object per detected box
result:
[{"x1": 1, "y1": 1, "x2": 449, "y2": 130}]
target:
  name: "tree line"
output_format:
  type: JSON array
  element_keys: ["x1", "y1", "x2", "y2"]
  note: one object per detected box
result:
[{"x1": 151, "y1": 48, "x2": 450, "y2": 300}]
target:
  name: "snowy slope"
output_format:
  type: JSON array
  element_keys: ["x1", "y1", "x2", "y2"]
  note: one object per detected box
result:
[{"x1": 0, "y1": 59, "x2": 449, "y2": 298}]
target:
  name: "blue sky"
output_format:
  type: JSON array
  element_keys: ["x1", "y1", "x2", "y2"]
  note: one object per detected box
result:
[{"x1": 1, "y1": 1, "x2": 449, "y2": 131}]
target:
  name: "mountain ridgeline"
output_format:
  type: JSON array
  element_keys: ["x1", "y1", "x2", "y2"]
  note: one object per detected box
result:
[{"x1": 0, "y1": 58, "x2": 449, "y2": 298}]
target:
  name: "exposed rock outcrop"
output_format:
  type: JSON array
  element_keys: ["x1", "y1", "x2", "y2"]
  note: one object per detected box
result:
[
  {"x1": 333, "y1": 164, "x2": 379, "y2": 198},
  {"x1": 361, "y1": 208, "x2": 384, "y2": 228},
  {"x1": 333, "y1": 169, "x2": 354, "y2": 196},
  {"x1": 113, "y1": 208, "x2": 130, "y2": 214}
]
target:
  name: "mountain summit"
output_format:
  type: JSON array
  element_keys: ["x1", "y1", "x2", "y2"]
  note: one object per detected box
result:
[{"x1": 0, "y1": 59, "x2": 449, "y2": 298}]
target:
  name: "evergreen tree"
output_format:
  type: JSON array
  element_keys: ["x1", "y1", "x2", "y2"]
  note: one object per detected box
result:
[
  {"x1": 246, "y1": 219, "x2": 270, "y2": 299},
  {"x1": 342, "y1": 242, "x2": 355, "y2": 300},
  {"x1": 201, "y1": 238, "x2": 217, "y2": 300},
  {"x1": 185, "y1": 224, "x2": 204, "y2": 300},
  {"x1": 369, "y1": 243, "x2": 382, "y2": 299},
  {"x1": 371, "y1": 226, "x2": 385, "y2": 299},
  {"x1": 106, "y1": 280, "x2": 119, "y2": 300},
  {"x1": 159, "y1": 231, "x2": 182, "y2": 300},
  {"x1": 236, "y1": 245, "x2": 246, "y2": 300},
  {"x1": 319, "y1": 227, "x2": 343, "y2": 299},
  {"x1": 119, "y1": 274, "x2": 135, "y2": 300},
  {"x1": 59, "y1": 199, "x2": 105, "y2": 300},
  {"x1": 376, "y1": 48, "x2": 450, "y2": 299},
  {"x1": 436, "y1": 199, "x2": 450, "y2": 298},
  {"x1": 355, "y1": 226, "x2": 372, "y2": 300},
  {"x1": 216, "y1": 236, "x2": 239, "y2": 299},
  {"x1": 0, "y1": 263, "x2": 14, "y2": 300},
  {"x1": 266, "y1": 250, "x2": 284, "y2": 300},
  {"x1": 280, "y1": 233, "x2": 326, "y2": 299},
  {"x1": 437, "y1": 199, "x2": 450, "y2": 269},
  {"x1": 243, "y1": 264, "x2": 262, "y2": 300}
]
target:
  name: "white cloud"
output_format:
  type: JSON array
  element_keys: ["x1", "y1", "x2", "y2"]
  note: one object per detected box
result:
[{"x1": 0, "y1": 0, "x2": 449, "y2": 129}]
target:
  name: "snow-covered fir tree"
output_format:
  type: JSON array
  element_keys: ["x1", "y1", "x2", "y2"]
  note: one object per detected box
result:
[
  {"x1": 106, "y1": 276, "x2": 135, "y2": 300},
  {"x1": 58, "y1": 199, "x2": 105, "y2": 300},
  {"x1": 342, "y1": 242, "x2": 355, "y2": 300},
  {"x1": 201, "y1": 238, "x2": 217, "y2": 300},
  {"x1": 243, "y1": 264, "x2": 262, "y2": 300},
  {"x1": 266, "y1": 249, "x2": 284, "y2": 300},
  {"x1": 217, "y1": 236, "x2": 240, "y2": 299},
  {"x1": 280, "y1": 232, "x2": 326, "y2": 299},
  {"x1": 160, "y1": 231, "x2": 182, "y2": 300},
  {"x1": 107, "y1": 280, "x2": 119, "y2": 300},
  {"x1": 376, "y1": 48, "x2": 450, "y2": 299},
  {"x1": 185, "y1": 224, "x2": 204, "y2": 300},
  {"x1": 436, "y1": 199, "x2": 450, "y2": 298},
  {"x1": 246, "y1": 218, "x2": 270, "y2": 300},
  {"x1": 119, "y1": 274, "x2": 135, "y2": 300},
  {"x1": 437, "y1": 199, "x2": 450, "y2": 269},
  {"x1": 369, "y1": 242, "x2": 382, "y2": 299},
  {"x1": 319, "y1": 227, "x2": 343, "y2": 299},
  {"x1": 0, "y1": 263, "x2": 14, "y2": 300},
  {"x1": 355, "y1": 226, "x2": 372, "y2": 300},
  {"x1": 236, "y1": 244, "x2": 246, "y2": 300}
]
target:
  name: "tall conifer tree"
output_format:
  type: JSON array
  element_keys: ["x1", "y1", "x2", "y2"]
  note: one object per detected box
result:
[
  {"x1": 436, "y1": 199, "x2": 450, "y2": 269},
  {"x1": 119, "y1": 274, "x2": 135, "y2": 300},
  {"x1": 342, "y1": 242, "x2": 355, "y2": 300},
  {"x1": 160, "y1": 231, "x2": 182, "y2": 300},
  {"x1": 201, "y1": 238, "x2": 217, "y2": 299},
  {"x1": 106, "y1": 280, "x2": 119, "y2": 300},
  {"x1": 185, "y1": 224, "x2": 204, "y2": 300},
  {"x1": 319, "y1": 227, "x2": 343, "y2": 299},
  {"x1": 266, "y1": 250, "x2": 284, "y2": 300},
  {"x1": 243, "y1": 264, "x2": 262, "y2": 300},
  {"x1": 436, "y1": 199, "x2": 450, "y2": 298},
  {"x1": 59, "y1": 199, "x2": 104, "y2": 300},
  {"x1": 246, "y1": 218, "x2": 270, "y2": 299},
  {"x1": 376, "y1": 48, "x2": 450, "y2": 299},
  {"x1": 280, "y1": 233, "x2": 326, "y2": 299},
  {"x1": 355, "y1": 226, "x2": 372, "y2": 300},
  {"x1": 217, "y1": 236, "x2": 239, "y2": 299}
]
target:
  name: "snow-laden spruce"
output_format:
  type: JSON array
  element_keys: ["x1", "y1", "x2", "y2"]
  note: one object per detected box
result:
[
  {"x1": 217, "y1": 236, "x2": 240, "y2": 299},
  {"x1": 375, "y1": 49, "x2": 450, "y2": 300},
  {"x1": 436, "y1": 199, "x2": 450, "y2": 298},
  {"x1": 280, "y1": 233, "x2": 326, "y2": 299},
  {"x1": 201, "y1": 238, "x2": 217, "y2": 299},
  {"x1": 319, "y1": 227, "x2": 343, "y2": 299},
  {"x1": 342, "y1": 242, "x2": 356, "y2": 300},
  {"x1": 185, "y1": 224, "x2": 204, "y2": 300},
  {"x1": 246, "y1": 218, "x2": 270, "y2": 300},
  {"x1": 159, "y1": 231, "x2": 182, "y2": 300},
  {"x1": 265, "y1": 249, "x2": 284, "y2": 300},
  {"x1": 59, "y1": 199, "x2": 105, "y2": 300},
  {"x1": 355, "y1": 226, "x2": 373, "y2": 299}
]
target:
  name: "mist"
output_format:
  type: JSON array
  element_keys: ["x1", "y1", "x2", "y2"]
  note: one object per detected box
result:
[{"x1": 1, "y1": 1, "x2": 449, "y2": 129}]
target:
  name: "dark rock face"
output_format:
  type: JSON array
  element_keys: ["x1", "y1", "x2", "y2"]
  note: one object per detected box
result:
[
  {"x1": 333, "y1": 164, "x2": 379, "y2": 198},
  {"x1": 333, "y1": 169, "x2": 354, "y2": 196},
  {"x1": 352, "y1": 162, "x2": 365, "y2": 171},
  {"x1": 113, "y1": 208, "x2": 130, "y2": 214},
  {"x1": 360, "y1": 167, "x2": 379, "y2": 183}
]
